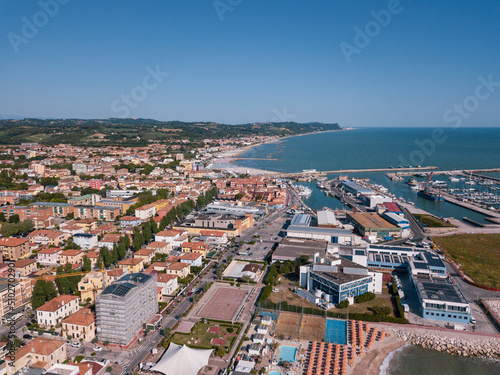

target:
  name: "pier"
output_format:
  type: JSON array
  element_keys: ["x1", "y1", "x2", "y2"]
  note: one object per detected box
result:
[
  {"x1": 385, "y1": 168, "x2": 500, "y2": 180},
  {"x1": 282, "y1": 165, "x2": 439, "y2": 178}
]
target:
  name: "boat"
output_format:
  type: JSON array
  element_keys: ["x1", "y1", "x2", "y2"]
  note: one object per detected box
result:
[
  {"x1": 302, "y1": 169, "x2": 317, "y2": 173},
  {"x1": 449, "y1": 177, "x2": 460, "y2": 182},
  {"x1": 418, "y1": 190, "x2": 445, "y2": 201},
  {"x1": 465, "y1": 180, "x2": 476, "y2": 185},
  {"x1": 410, "y1": 184, "x2": 422, "y2": 191},
  {"x1": 407, "y1": 178, "x2": 418, "y2": 186}
]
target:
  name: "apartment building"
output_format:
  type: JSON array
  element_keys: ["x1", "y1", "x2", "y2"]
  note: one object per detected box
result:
[
  {"x1": 28, "y1": 230, "x2": 66, "y2": 246},
  {"x1": 96, "y1": 273, "x2": 157, "y2": 345},
  {"x1": 73, "y1": 205, "x2": 120, "y2": 221},
  {"x1": 0, "y1": 237, "x2": 30, "y2": 260}
]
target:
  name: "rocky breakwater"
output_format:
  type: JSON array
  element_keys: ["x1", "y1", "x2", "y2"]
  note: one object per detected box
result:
[{"x1": 391, "y1": 328, "x2": 500, "y2": 359}]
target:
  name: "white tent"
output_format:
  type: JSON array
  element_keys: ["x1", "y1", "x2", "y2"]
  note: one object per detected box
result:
[{"x1": 151, "y1": 344, "x2": 213, "y2": 375}]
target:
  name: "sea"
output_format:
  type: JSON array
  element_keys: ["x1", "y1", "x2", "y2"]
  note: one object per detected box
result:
[
  {"x1": 234, "y1": 127, "x2": 500, "y2": 223},
  {"x1": 233, "y1": 127, "x2": 500, "y2": 374}
]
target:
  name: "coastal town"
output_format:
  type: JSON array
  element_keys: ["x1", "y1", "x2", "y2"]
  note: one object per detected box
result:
[{"x1": 0, "y1": 128, "x2": 499, "y2": 375}]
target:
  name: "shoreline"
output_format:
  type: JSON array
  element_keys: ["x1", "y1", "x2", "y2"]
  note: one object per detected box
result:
[
  {"x1": 350, "y1": 336, "x2": 406, "y2": 375},
  {"x1": 213, "y1": 128, "x2": 347, "y2": 175}
]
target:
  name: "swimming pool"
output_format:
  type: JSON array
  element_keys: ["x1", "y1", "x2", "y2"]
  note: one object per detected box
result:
[
  {"x1": 325, "y1": 319, "x2": 347, "y2": 345},
  {"x1": 268, "y1": 372, "x2": 282, "y2": 375},
  {"x1": 278, "y1": 345, "x2": 297, "y2": 362}
]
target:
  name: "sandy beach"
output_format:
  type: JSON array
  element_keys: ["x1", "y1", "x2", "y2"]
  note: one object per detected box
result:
[
  {"x1": 351, "y1": 336, "x2": 406, "y2": 375},
  {"x1": 210, "y1": 128, "x2": 347, "y2": 176}
]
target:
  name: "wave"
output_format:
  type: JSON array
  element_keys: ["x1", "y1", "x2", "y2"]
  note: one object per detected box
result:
[{"x1": 379, "y1": 344, "x2": 411, "y2": 375}]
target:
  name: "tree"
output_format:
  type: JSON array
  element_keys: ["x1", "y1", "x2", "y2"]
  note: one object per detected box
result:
[
  {"x1": 149, "y1": 217, "x2": 159, "y2": 233},
  {"x1": 64, "y1": 241, "x2": 81, "y2": 250},
  {"x1": 0, "y1": 220, "x2": 34, "y2": 237},
  {"x1": 235, "y1": 193, "x2": 244, "y2": 200},
  {"x1": 133, "y1": 227, "x2": 144, "y2": 251},
  {"x1": 40, "y1": 177, "x2": 59, "y2": 187},
  {"x1": 117, "y1": 242, "x2": 127, "y2": 261},
  {"x1": 0, "y1": 212, "x2": 5, "y2": 222},
  {"x1": 8, "y1": 214, "x2": 20, "y2": 223},
  {"x1": 197, "y1": 195, "x2": 205, "y2": 209},
  {"x1": 142, "y1": 222, "x2": 152, "y2": 244},
  {"x1": 31, "y1": 279, "x2": 58, "y2": 309},
  {"x1": 65, "y1": 212, "x2": 75, "y2": 220},
  {"x1": 82, "y1": 256, "x2": 91, "y2": 272}
]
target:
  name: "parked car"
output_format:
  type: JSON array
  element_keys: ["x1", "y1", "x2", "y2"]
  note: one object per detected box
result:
[
  {"x1": 65, "y1": 341, "x2": 71, "y2": 346},
  {"x1": 470, "y1": 316, "x2": 477, "y2": 324},
  {"x1": 22, "y1": 334, "x2": 32, "y2": 340},
  {"x1": 93, "y1": 345, "x2": 102, "y2": 352},
  {"x1": 71, "y1": 342, "x2": 82, "y2": 348}
]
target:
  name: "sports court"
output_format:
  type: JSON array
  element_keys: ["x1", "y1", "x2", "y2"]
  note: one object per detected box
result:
[
  {"x1": 299, "y1": 314, "x2": 326, "y2": 341},
  {"x1": 275, "y1": 311, "x2": 301, "y2": 338},
  {"x1": 198, "y1": 287, "x2": 247, "y2": 321}
]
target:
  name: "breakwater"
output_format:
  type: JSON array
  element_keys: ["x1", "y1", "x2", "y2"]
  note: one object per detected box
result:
[{"x1": 391, "y1": 328, "x2": 500, "y2": 359}]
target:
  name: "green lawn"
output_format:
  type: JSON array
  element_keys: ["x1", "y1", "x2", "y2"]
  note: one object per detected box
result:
[
  {"x1": 170, "y1": 321, "x2": 240, "y2": 351},
  {"x1": 414, "y1": 214, "x2": 456, "y2": 228},
  {"x1": 433, "y1": 234, "x2": 500, "y2": 288},
  {"x1": 334, "y1": 284, "x2": 396, "y2": 317}
]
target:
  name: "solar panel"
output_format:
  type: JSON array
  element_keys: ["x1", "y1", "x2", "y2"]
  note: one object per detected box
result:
[{"x1": 413, "y1": 262, "x2": 427, "y2": 269}]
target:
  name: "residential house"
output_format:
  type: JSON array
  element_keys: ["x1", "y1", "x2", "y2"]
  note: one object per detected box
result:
[
  {"x1": 78, "y1": 272, "x2": 109, "y2": 303},
  {"x1": 145, "y1": 241, "x2": 171, "y2": 255},
  {"x1": 134, "y1": 203, "x2": 156, "y2": 220},
  {"x1": 62, "y1": 309, "x2": 96, "y2": 341},
  {"x1": 14, "y1": 259, "x2": 37, "y2": 277},
  {"x1": 106, "y1": 268, "x2": 125, "y2": 283},
  {"x1": 119, "y1": 216, "x2": 142, "y2": 227},
  {"x1": 59, "y1": 249, "x2": 85, "y2": 265},
  {"x1": 181, "y1": 241, "x2": 209, "y2": 259},
  {"x1": 133, "y1": 248, "x2": 156, "y2": 265},
  {"x1": 84, "y1": 251, "x2": 100, "y2": 269},
  {"x1": 73, "y1": 233, "x2": 98, "y2": 250},
  {"x1": 6, "y1": 337, "x2": 66, "y2": 375},
  {"x1": 36, "y1": 247, "x2": 62, "y2": 265},
  {"x1": 200, "y1": 230, "x2": 228, "y2": 245},
  {"x1": 60, "y1": 224, "x2": 85, "y2": 237},
  {"x1": 154, "y1": 229, "x2": 188, "y2": 250},
  {"x1": 156, "y1": 273, "x2": 178, "y2": 299},
  {"x1": 165, "y1": 262, "x2": 190, "y2": 279},
  {"x1": 36, "y1": 295, "x2": 80, "y2": 327},
  {"x1": 117, "y1": 258, "x2": 144, "y2": 273},
  {"x1": 179, "y1": 252, "x2": 203, "y2": 267},
  {"x1": 98, "y1": 234, "x2": 122, "y2": 250}
]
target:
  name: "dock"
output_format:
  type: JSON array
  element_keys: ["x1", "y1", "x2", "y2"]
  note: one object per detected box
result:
[{"x1": 282, "y1": 166, "x2": 439, "y2": 178}]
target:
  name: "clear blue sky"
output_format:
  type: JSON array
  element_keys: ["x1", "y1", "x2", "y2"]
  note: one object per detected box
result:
[{"x1": 1, "y1": 0, "x2": 499, "y2": 127}]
